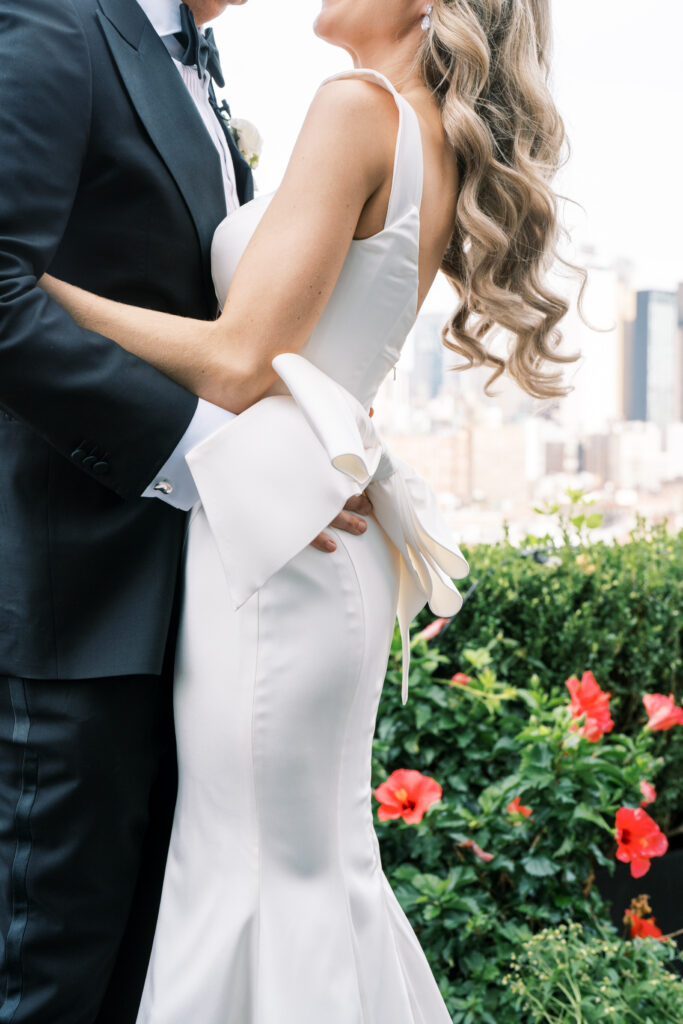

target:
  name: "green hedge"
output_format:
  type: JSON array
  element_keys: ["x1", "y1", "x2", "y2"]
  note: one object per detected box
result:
[
  {"x1": 416, "y1": 513, "x2": 683, "y2": 832},
  {"x1": 372, "y1": 633, "x2": 683, "y2": 1021},
  {"x1": 372, "y1": 508, "x2": 683, "y2": 1022}
]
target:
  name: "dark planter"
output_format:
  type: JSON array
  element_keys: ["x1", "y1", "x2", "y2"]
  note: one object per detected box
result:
[{"x1": 595, "y1": 846, "x2": 683, "y2": 973}]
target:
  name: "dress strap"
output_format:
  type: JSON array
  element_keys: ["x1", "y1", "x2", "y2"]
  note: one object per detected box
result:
[{"x1": 318, "y1": 68, "x2": 424, "y2": 229}]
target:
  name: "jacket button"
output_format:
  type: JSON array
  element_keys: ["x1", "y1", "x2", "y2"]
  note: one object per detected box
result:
[
  {"x1": 93, "y1": 461, "x2": 110, "y2": 475},
  {"x1": 82, "y1": 455, "x2": 97, "y2": 467},
  {"x1": 71, "y1": 448, "x2": 85, "y2": 462}
]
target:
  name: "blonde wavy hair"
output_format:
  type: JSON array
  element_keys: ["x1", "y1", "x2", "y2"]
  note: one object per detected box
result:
[{"x1": 421, "y1": 0, "x2": 586, "y2": 400}]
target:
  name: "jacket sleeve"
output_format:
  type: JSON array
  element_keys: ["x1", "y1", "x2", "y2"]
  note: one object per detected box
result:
[{"x1": 0, "y1": 0, "x2": 199, "y2": 500}]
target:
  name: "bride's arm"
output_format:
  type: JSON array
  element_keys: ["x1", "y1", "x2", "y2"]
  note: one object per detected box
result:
[{"x1": 40, "y1": 80, "x2": 398, "y2": 415}]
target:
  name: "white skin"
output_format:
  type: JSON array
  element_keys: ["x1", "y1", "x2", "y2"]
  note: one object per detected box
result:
[{"x1": 40, "y1": 0, "x2": 460, "y2": 550}]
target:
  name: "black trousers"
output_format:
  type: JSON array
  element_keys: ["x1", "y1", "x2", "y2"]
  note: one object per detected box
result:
[{"x1": 0, "y1": 673, "x2": 177, "y2": 1023}]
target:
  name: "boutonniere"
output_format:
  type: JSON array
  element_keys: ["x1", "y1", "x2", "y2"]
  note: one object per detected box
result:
[{"x1": 217, "y1": 105, "x2": 263, "y2": 170}]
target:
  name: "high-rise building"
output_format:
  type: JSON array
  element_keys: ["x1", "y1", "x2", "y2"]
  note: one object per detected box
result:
[
  {"x1": 383, "y1": 431, "x2": 471, "y2": 505},
  {"x1": 628, "y1": 289, "x2": 679, "y2": 435},
  {"x1": 409, "y1": 313, "x2": 445, "y2": 405},
  {"x1": 469, "y1": 422, "x2": 529, "y2": 506},
  {"x1": 544, "y1": 440, "x2": 566, "y2": 476},
  {"x1": 551, "y1": 248, "x2": 633, "y2": 436},
  {"x1": 578, "y1": 433, "x2": 610, "y2": 482},
  {"x1": 677, "y1": 283, "x2": 683, "y2": 421},
  {"x1": 665, "y1": 423, "x2": 683, "y2": 482},
  {"x1": 607, "y1": 421, "x2": 664, "y2": 492}
]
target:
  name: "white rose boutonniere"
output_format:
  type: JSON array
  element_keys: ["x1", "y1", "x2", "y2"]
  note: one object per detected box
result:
[
  {"x1": 216, "y1": 99, "x2": 263, "y2": 171},
  {"x1": 230, "y1": 118, "x2": 263, "y2": 170},
  {"x1": 218, "y1": 108, "x2": 263, "y2": 170}
]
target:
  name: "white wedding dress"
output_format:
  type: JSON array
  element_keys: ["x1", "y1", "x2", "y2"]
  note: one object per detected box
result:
[{"x1": 136, "y1": 69, "x2": 470, "y2": 1024}]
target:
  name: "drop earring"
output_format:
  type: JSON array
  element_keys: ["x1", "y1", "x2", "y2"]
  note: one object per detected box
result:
[{"x1": 421, "y1": 5, "x2": 433, "y2": 30}]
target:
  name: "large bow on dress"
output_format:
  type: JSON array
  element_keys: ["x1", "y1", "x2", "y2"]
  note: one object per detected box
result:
[{"x1": 185, "y1": 354, "x2": 470, "y2": 704}]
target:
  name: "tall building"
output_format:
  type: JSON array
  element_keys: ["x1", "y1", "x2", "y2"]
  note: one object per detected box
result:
[
  {"x1": 628, "y1": 289, "x2": 679, "y2": 435},
  {"x1": 551, "y1": 248, "x2": 633, "y2": 437},
  {"x1": 678, "y1": 283, "x2": 683, "y2": 421},
  {"x1": 665, "y1": 423, "x2": 683, "y2": 482},
  {"x1": 469, "y1": 421, "x2": 529, "y2": 506},
  {"x1": 409, "y1": 314, "x2": 445, "y2": 405},
  {"x1": 607, "y1": 421, "x2": 664, "y2": 492},
  {"x1": 384, "y1": 431, "x2": 470, "y2": 505},
  {"x1": 578, "y1": 433, "x2": 610, "y2": 483}
]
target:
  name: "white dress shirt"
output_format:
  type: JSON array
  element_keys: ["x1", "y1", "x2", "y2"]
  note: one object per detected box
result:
[{"x1": 137, "y1": 0, "x2": 239, "y2": 510}]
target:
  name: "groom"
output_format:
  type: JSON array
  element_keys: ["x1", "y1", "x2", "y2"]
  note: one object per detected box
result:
[{"x1": 0, "y1": 1, "x2": 371, "y2": 1020}]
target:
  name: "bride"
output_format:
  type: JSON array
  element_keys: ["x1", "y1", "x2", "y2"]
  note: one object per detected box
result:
[{"x1": 41, "y1": 0, "x2": 577, "y2": 1019}]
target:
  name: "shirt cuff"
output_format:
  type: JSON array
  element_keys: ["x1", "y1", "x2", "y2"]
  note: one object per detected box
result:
[{"x1": 142, "y1": 398, "x2": 236, "y2": 511}]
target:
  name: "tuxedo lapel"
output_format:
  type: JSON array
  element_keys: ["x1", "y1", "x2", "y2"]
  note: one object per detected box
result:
[
  {"x1": 209, "y1": 86, "x2": 255, "y2": 206},
  {"x1": 97, "y1": 0, "x2": 227, "y2": 299}
]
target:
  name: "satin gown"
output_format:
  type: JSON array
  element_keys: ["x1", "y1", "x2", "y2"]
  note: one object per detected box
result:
[{"x1": 136, "y1": 69, "x2": 470, "y2": 1024}]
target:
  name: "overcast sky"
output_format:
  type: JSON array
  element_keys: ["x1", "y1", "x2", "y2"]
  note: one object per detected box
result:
[{"x1": 213, "y1": 0, "x2": 683, "y2": 293}]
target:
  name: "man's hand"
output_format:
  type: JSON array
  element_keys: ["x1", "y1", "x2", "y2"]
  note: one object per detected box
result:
[{"x1": 311, "y1": 493, "x2": 373, "y2": 552}]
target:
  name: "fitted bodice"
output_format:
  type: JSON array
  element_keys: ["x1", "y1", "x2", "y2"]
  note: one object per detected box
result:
[
  {"x1": 210, "y1": 68, "x2": 424, "y2": 412},
  {"x1": 189, "y1": 69, "x2": 469, "y2": 707}
]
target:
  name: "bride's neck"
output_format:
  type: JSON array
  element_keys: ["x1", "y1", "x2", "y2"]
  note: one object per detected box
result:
[{"x1": 350, "y1": 41, "x2": 424, "y2": 97}]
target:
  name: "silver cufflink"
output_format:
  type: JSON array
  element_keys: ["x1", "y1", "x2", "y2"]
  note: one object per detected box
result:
[{"x1": 154, "y1": 480, "x2": 174, "y2": 495}]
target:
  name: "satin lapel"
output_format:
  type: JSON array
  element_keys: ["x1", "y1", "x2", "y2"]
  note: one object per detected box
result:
[
  {"x1": 222, "y1": 122, "x2": 254, "y2": 206},
  {"x1": 97, "y1": 0, "x2": 227, "y2": 302},
  {"x1": 208, "y1": 84, "x2": 254, "y2": 206}
]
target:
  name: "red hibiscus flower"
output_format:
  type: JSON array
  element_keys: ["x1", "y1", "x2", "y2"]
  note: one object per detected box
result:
[
  {"x1": 417, "y1": 618, "x2": 449, "y2": 642},
  {"x1": 374, "y1": 769, "x2": 442, "y2": 824},
  {"x1": 451, "y1": 673, "x2": 471, "y2": 686},
  {"x1": 506, "y1": 796, "x2": 533, "y2": 818},
  {"x1": 639, "y1": 780, "x2": 657, "y2": 807},
  {"x1": 566, "y1": 670, "x2": 614, "y2": 742},
  {"x1": 643, "y1": 693, "x2": 683, "y2": 732},
  {"x1": 615, "y1": 807, "x2": 668, "y2": 878},
  {"x1": 625, "y1": 910, "x2": 663, "y2": 939}
]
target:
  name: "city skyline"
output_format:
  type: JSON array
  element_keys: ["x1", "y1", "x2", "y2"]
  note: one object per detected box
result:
[
  {"x1": 210, "y1": 2, "x2": 683, "y2": 544},
  {"x1": 374, "y1": 255, "x2": 683, "y2": 545}
]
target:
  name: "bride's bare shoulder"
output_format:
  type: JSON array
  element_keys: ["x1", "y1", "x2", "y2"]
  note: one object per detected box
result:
[
  {"x1": 313, "y1": 74, "x2": 399, "y2": 116},
  {"x1": 298, "y1": 75, "x2": 399, "y2": 162},
  {"x1": 255, "y1": 75, "x2": 401, "y2": 241}
]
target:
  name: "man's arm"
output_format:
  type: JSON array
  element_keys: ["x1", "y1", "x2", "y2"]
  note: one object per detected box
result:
[
  {"x1": 38, "y1": 67, "x2": 384, "y2": 539},
  {"x1": 36, "y1": 79, "x2": 398, "y2": 412},
  {"x1": 0, "y1": 0, "x2": 199, "y2": 501}
]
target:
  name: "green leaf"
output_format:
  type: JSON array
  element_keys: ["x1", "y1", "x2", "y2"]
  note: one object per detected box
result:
[
  {"x1": 415, "y1": 703, "x2": 432, "y2": 730},
  {"x1": 521, "y1": 855, "x2": 561, "y2": 877},
  {"x1": 571, "y1": 803, "x2": 615, "y2": 835}
]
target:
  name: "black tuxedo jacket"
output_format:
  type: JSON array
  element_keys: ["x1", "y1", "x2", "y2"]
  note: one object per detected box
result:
[{"x1": 0, "y1": 0, "x2": 254, "y2": 679}]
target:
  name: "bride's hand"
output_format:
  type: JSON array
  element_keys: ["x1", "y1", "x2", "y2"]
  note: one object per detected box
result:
[{"x1": 311, "y1": 406, "x2": 374, "y2": 550}]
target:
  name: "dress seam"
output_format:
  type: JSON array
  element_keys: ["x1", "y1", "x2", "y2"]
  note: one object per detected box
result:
[
  {"x1": 334, "y1": 531, "x2": 417, "y2": 1021},
  {"x1": 330, "y1": 530, "x2": 370, "y2": 1024},
  {"x1": 250, "y1": 589, "x2": 262, "y2": 1021}
]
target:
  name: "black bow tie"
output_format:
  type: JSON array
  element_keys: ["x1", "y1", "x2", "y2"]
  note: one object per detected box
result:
[{"x1": 174, "y1": 3, "x2": 225, "y2": 88}]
